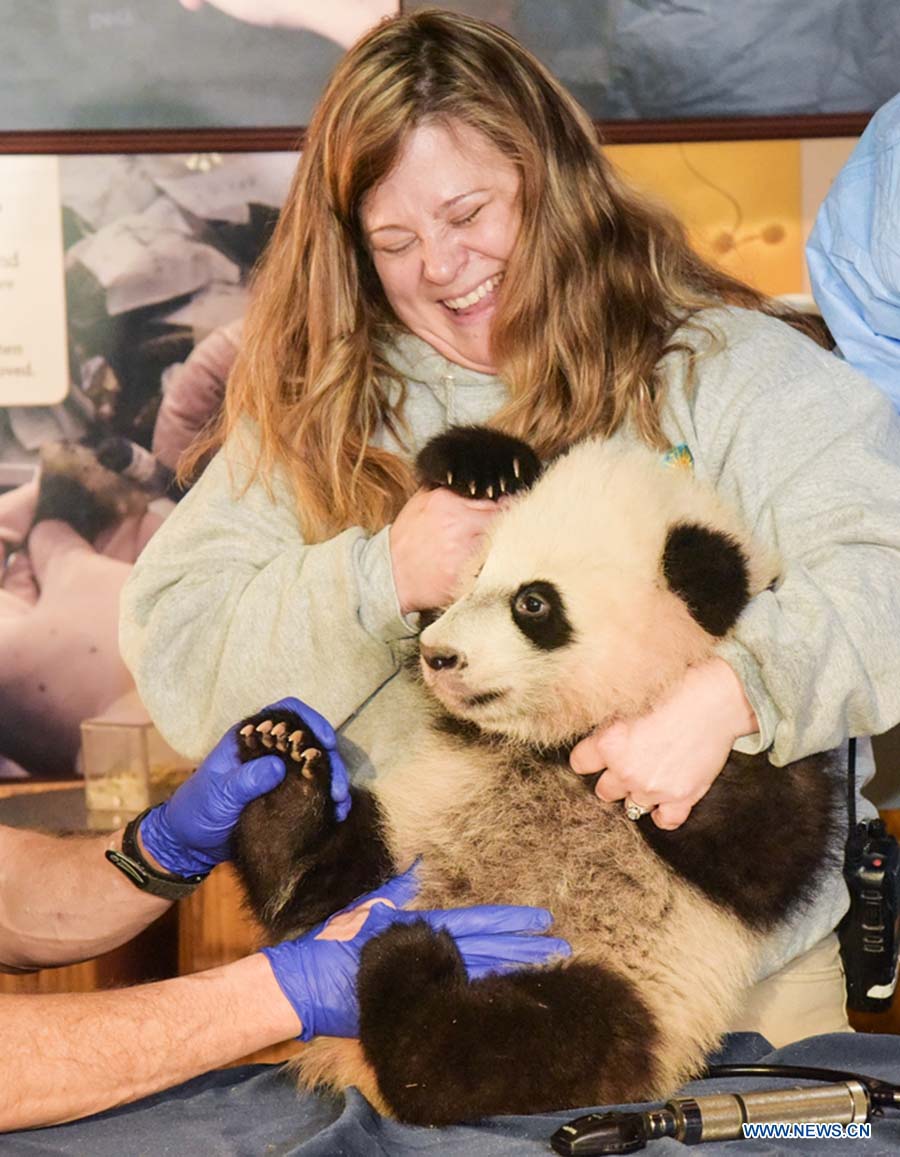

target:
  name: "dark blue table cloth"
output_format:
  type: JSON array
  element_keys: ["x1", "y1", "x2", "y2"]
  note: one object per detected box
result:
[{"x1": 6, "y1": 1033, "x2": 900, "y2": 1156}]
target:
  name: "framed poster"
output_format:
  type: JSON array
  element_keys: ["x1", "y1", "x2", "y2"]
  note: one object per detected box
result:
[{"x1": 1, "y1": 0, "x2": 897, "y2": 154}]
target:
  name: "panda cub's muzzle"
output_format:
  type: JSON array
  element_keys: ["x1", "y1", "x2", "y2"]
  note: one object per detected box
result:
[{"x1": 419, "y1": 635, "x2": 511, "y2": 713}]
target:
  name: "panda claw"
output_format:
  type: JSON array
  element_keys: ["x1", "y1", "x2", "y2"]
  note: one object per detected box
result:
[
  {"x1": 239, "y1": 723, "x2": 257, "y2": 749},
  {"x1": 256, "y1": 719, "x2": 275, "y2": 748},
  {"x1": 446, "y1": 471, "x2": 453, "y2": 487},
  {"x1": 271, "y1": 721, "x2": 288, "y2": 751},
  {"x1": 299, "y1": 748, "x2": 321, "y2": 780},
  {"x1": 287, "y1": 729, "x2": 306, "y2": 763},
  {"x1": 499, "y1": 478, "x2": 507, "y2": 494},
  {"x1": 468, "y1": 480, "x2": 478, "y2": 496},
  {"x1": 513, "y1": 457, "x2": 521, "y2": 479},
  {"x1": 486, "y1": 484, "x2": 494, "y2": 499}
]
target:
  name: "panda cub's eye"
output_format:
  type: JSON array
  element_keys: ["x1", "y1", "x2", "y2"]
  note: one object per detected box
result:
[
  {"x1": 513, "y1": 588, "x2": 550, "y2": 619},
  {"x1": 510, "y1": 580, "x2": 573, "y2": 651}
]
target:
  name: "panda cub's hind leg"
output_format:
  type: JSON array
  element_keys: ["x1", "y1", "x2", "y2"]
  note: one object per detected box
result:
[
  {"x1": 231, "y1": 706, "x2": 393, "y2": 940},
  {"x1": 357, "y1": 919, "x2": 662, "y2": 1126}
]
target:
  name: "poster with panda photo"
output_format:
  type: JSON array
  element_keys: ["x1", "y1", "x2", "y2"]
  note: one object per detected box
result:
[{"x1": 0, "y1": 149, "x2": 301, "y2": 781}]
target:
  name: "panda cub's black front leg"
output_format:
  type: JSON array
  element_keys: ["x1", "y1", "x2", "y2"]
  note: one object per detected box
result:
[
  {"x1": 415, "y1": 425, "x2": 543, "y2": 500},
  {"x1": 231, "y1": 706, "x2": 393, "y2": 941}
]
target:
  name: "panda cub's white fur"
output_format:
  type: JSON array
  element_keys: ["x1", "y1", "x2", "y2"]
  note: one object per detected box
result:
[{"x1": 234, "y1": 433, "x2": 836, "y2": 1125}]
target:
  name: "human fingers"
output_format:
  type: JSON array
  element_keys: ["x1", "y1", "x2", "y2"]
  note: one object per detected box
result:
[
  {"x1": 592, "y1": 770, "x2": 629, "y2": 803},
  {"x1": 317, "y1": 864, "x2": 423, "y2": 940},
  {"x1": 360, "y1": 863, "x2": 421, "y2": 910},
  {"x1": 622, "y1": 795, "x2": 656, "y2": 822},
  {"x1": 415, "y1": 904, "x2": 554, "y2": 937},
  {"x1": 461, "y1": 935, "x2": 572, "y2": 978},
  {"x1": 569, "y1": 732, "x2": 605, "y2": 776},
  {"x1": 650, "y1": 800, "x2": 693, "y2": 830},
  {"x1": 328, "y1": 753, "x2": 351, "y2": 821},
  {"x1": 224, "y1": 753, "x2": 286, "y2": 806},
  {"x1": 457, "y1": 495, "x2": 502, "y2": 512}
]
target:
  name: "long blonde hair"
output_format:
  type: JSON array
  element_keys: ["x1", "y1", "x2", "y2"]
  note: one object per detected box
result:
[{"x1": 198, "y1": 8, "x2": 823, "y2": 541}]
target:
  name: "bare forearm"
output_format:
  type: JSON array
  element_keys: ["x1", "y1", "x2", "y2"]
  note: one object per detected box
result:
[
  {"x1": 0, "y1": 954, "x2": 300, "y2": 1131},
  {"x1": 0, "y1": 826, "x2": 170, "y2": 970}
]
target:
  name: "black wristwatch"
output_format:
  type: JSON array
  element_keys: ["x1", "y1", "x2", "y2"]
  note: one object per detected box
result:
[{"x1": 105, "y1": 808, "x2": 207, "y2": 900}]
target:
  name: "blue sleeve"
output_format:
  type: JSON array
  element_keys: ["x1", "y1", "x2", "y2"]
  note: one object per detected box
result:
[{"x1": 806, "y1": 93, "x2": 900, "y2": 411}]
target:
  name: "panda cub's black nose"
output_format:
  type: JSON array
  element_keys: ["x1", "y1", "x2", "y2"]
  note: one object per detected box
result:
[{"x1": 421, "y1": 644, "x2": 460, "y2": 671}]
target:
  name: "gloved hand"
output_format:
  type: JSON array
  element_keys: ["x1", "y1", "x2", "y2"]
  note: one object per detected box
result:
[
  {"x1": 261, "y1": 864, "x2": 571, "y2": 1040},
  {"x1": 139, "y1": 697, "x2": 350, "y2": 877},
  {"x1": 262, "y1": 696, "x2": 351, "y2": 822}
]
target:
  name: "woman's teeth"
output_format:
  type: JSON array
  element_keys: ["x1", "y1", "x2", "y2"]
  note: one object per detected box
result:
[{"x1": 443, "y1": 273, "x2": 503, "y2": 312}]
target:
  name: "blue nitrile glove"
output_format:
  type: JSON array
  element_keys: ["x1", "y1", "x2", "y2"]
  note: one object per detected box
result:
[
  {"x1": 263, "y1": 696, "x2": 350, "y2": 822},
  {"x1": 139, "y1": 697, "x2": 349, "y2": 877},
  {"x1": 260, "y1": 864, "x2": 572, "y2": 1040}
]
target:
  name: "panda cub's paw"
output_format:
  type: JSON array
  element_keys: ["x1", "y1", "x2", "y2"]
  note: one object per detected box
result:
[
  {"x1": 237, "y1": 708, "x2": 328, "y2": 791},
  {"x1": 232, "y1": 707, "x2": 346, "y2": 937},
  {"x1": 415, "y1": 425, "x2": 542, "y2": 500}
]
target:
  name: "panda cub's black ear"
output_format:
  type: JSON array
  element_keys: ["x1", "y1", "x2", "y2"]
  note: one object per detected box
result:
[
  {"x1": 661, "y1": 522, "x2": 751, "y2": 637},
  {"x1": 415, "y1": 425, "x2": 542, "y2": 501}
]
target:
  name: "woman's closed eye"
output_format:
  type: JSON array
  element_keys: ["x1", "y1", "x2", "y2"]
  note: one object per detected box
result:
[
  {"x1": 376, "y1": 235, "x2": 417, "y2": 256},
  {"x1": 451, "y1": 204, "x2": 484, "y2": 227}
]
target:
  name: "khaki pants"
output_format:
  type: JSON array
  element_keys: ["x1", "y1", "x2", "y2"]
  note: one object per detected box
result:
[{"x1": 728, "y1": 933, "x2": 852, "y2": 1048}]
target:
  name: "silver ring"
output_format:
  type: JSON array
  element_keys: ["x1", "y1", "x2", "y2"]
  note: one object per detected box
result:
[{"x1": 624, "y1": 798, "x2": 651, "y2": 821}]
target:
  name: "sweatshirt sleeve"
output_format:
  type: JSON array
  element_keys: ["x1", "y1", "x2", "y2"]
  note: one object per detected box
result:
[
  {"x1": 119, "y1": 424, "x2": 418, "y2": 759},
  {"x1": 694, "y1": 317, "x2": 900, "y2": 766}
]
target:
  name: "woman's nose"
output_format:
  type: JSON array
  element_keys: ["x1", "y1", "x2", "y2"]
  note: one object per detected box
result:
[{"x1": 421, "y1": 233, "x2": 463, "y2": 285}]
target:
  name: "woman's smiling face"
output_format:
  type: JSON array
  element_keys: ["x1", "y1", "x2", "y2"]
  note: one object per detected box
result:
[{"x1": 361, "y1": 120, "x2": 522, "y2": 374}]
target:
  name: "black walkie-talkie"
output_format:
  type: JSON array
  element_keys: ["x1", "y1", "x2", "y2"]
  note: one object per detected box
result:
[{"x1": 838, "y1": 738, "x2": 900, "y2": 1012}]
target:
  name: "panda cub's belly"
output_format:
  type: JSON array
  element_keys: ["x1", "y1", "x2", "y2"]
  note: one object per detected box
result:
[{"x1": 389, "y1": 750, "x2": 683, "y2": 970}]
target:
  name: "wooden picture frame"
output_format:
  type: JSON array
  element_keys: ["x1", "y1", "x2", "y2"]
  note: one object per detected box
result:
[{"x1": 0, "y1": 111, "x2": 875, "y2": 157}]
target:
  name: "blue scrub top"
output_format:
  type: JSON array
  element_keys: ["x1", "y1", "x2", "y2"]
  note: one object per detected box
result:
[{"x1": 807, "y1": 92, "x2": 900, "y2": 410}]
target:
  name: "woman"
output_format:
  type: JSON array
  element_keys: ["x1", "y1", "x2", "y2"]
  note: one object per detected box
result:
[{"x1": 121, "y1": 10, "x2": 900, "y2": 1046}]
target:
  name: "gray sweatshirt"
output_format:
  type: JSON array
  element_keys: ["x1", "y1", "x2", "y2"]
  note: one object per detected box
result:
[{"x1": 120, "y1": 306, "x2": 900, "y2": 975}]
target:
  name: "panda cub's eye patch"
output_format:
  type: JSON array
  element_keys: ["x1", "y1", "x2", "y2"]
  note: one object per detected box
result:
[{"x1": 510, "y1": 581, "x2": 574, "y2": 651}]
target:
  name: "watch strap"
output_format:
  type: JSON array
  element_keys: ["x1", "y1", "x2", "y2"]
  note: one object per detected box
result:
[{"x1": 105, "y1": 808, "x2": 207, "y2": 900}]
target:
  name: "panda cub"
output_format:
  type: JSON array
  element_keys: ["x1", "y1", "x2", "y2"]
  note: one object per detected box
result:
[{"x1": 231, "y1": 425, "x2": 839, "y2": 1127}]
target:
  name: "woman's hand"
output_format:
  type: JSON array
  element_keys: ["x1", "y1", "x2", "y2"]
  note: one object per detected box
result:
[
  {"x1": 390, "y1": 487, "x2": 501, "y2": 615},
  {"x1": 569, "y1": 657, "x2": 758, "y2": 829}
]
